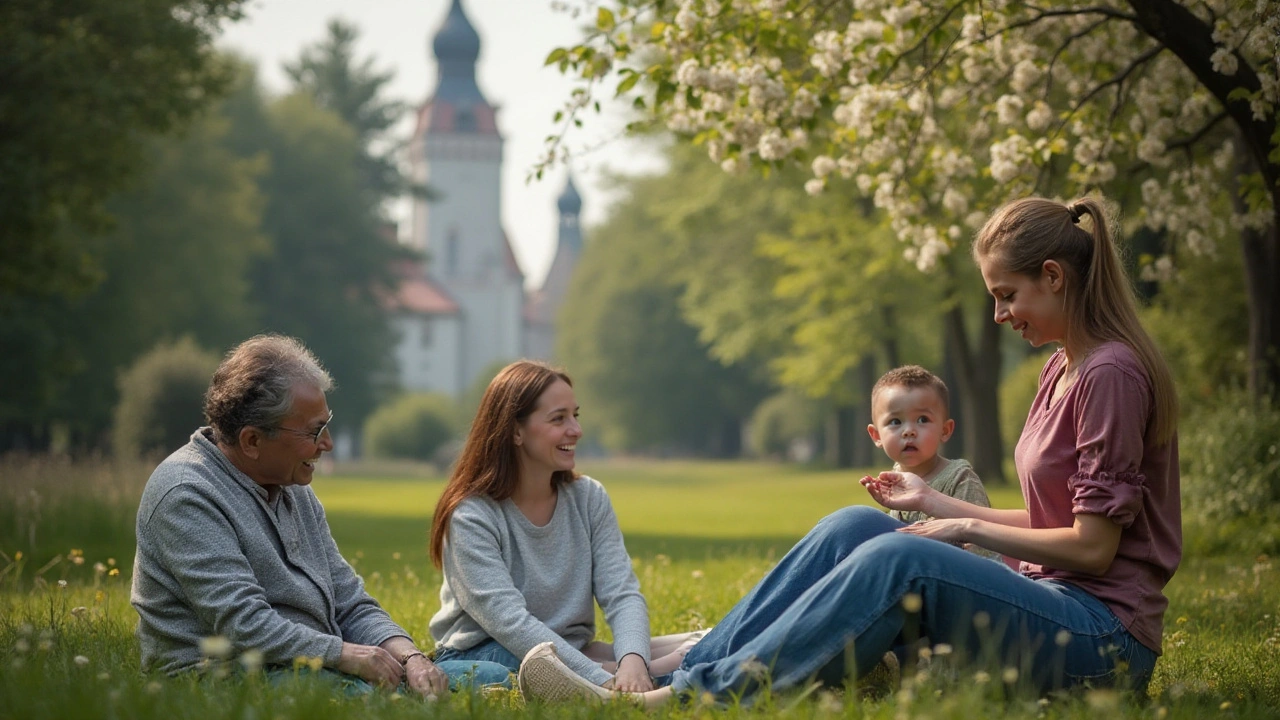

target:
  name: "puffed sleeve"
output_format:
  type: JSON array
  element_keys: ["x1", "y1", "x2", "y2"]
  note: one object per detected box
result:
[{"x1": 1067, "y1": 360, "x2": 1149, "y2": 527}]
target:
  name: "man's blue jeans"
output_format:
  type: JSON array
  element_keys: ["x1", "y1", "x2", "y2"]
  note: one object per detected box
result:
[{"x1": 672, "y1": 506, "x2": 1157, "y2": 699}]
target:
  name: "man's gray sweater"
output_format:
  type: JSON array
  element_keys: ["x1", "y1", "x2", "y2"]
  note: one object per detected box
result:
[{"x1": 131, "y1": 429, "x2": 407, "y2": 674}]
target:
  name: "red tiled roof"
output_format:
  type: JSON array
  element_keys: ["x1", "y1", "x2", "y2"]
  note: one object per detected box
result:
[
  {"x1": 384, "y1": 260, "x2": 458, "y2": 315},
  {"x1": 415, "y1": 99, "x2": 499, "y2": 136}
]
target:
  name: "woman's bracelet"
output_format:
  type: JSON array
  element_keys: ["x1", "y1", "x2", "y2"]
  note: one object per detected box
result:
[{"x1": 401, "y1": 651, "x2": 429, "y2": 666}]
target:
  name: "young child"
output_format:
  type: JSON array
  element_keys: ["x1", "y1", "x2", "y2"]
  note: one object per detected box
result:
[{"x1": 866, "y1": 365, "x2": 1000, "y2": 560}]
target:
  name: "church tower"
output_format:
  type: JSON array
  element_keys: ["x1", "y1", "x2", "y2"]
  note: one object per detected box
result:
[
  {"x1": 525, "y1": 175, "x2": 583, "y2": 361},
  {"x1": 408, "y1": 0, "x2": 524, "y2": 395}
]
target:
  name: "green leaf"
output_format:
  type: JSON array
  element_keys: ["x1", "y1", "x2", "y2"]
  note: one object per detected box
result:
[
  {"x1": 544, "y1": 47, "x2": 568, "y2": 66},
  {"x1": 616, "y1": 72, "x2": 642, "y2": 96},
  {"x1": 597, "y1": 7, "x2": 615, "y2": 31}
]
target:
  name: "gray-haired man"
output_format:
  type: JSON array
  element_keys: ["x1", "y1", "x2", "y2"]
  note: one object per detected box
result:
[{"x1": 130, "y1": 334, "x2": 508, "y2": 694}]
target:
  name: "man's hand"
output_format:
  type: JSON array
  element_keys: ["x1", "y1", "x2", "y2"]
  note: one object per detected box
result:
[
  {"x1": 402, "y1": 653, "x2": 449, "y2": 699},
  {"x1": 336, "y1": 642, "x2": 403, "y2": 689},
  {"x1": 608, "y1": 653, "x2": 653, "y2": 693}
]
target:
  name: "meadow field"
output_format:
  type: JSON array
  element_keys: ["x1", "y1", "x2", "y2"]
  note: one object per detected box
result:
[{"x1": 1, "y1": 456, "x2": 1277, "y2": 719}]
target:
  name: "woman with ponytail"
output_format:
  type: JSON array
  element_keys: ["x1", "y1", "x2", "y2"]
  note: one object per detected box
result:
[{"x1": 520, "y1": 198, "x2": 1181, "y2": 705}]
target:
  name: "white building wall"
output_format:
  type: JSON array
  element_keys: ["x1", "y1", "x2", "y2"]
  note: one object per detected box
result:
[{"x1": 393, "y1": 313, "x2": 464, "y2": 396}]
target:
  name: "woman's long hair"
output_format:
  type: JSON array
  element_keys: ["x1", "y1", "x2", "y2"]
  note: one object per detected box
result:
[
  {"x1": 973, "y1": 196, "x2": 1177, "y2": 445},
  {"x1": 429, "y1": 360, "x2": 578, "y2": 568}
]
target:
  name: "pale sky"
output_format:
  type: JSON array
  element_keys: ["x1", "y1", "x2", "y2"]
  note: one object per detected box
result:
[{"x1": 217, "y1": 0, "x2": 664, "y2": 288}]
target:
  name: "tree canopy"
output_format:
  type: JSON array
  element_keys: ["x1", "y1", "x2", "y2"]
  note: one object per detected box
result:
[
  {"x1": 548, "y1": 0, "x2": 1280, "y2": 398},
  {"x1": 0, "y1": 0, "x2": 247, "y2": 300}
]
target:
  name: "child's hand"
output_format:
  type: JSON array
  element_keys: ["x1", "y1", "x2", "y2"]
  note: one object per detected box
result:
[{"x1": 860, "y1": 471, "x2": 930, "y2": 511}]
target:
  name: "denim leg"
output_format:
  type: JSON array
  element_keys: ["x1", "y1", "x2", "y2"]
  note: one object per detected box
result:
[
  {"x1": 432, "y1": 638, "x2": 518, "y2": 689},
  {"x1": 683, "y1": 506, "x2": 902, "y2": 669},
  {"x1": 673, "y1": 531, "x2": 1156, "y2": 700}
]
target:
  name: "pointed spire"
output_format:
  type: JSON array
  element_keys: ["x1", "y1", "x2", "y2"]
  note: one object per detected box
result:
[
  {"x1": 557, "y1": 175, "x2": 582, "y2": 216},
  {"x1": 431, "y1": 0, "x2": 484, "y2": 104}
]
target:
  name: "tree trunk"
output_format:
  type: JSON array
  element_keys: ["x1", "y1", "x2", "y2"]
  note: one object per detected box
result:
[
  {"x1": 1240, "y1": 206, "x2": 1280, "y2": 400},
  {"x1": 824, "y1": 405, "x2": 858, "y2": 468},
  {"x1": 851, "y1": 355, "x2": 877, "y2": 468},
  {"x1": 944, "y1": 297, "x2": 1006, "y2": 484}
]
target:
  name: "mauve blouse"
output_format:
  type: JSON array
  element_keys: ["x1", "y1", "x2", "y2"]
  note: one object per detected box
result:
[{"x1": 1013, "y1": 342, "x2": 1181, "y2": 654}]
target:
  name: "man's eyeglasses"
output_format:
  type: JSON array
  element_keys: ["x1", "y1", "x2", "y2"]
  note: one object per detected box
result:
[{"x1": 273, "y1": 410, "x2": 333, "y2": 445}]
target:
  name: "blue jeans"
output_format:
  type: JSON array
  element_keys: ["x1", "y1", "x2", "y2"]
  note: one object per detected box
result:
[
  {"x1": 433, "y1": 638, "x2": 520, "y2": 686},
  {"x1": 265, "y1": 657, "x2": 511, "y2": 693},
  {"x1": 673, "y1": 506, "x2": 1157, "y2": 699}
]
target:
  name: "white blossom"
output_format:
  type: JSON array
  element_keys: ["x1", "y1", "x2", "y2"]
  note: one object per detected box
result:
[{"x1": 1210, "y1": 47, "x2": 1239, "y2": 75}]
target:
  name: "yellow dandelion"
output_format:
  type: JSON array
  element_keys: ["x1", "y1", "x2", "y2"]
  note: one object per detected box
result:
[
  {"x1": 1156, "y1": 706, "x2": 1168, "y2": 719},
  {"x1": 1220, "y1": 701, "x2": 1232, "y2": 710},
  {"x1": 94, "y1": 590, "x2": 105, "y2": 603},
  {"x1": 108, "y1": 568, "x2": 119, "y2": 577},
  {"x1": 392, "y1": 552, "x2": 402, "y2": 560},
  {"x1": 307, "y1": 656, "x2": 323, "y2": 672},
  {"x1": 14, "y1": 551, "x2": 21, "y2": 561},
  {"x1": 1177, "y1": 616, "x2": 1188, "y2": 624}
]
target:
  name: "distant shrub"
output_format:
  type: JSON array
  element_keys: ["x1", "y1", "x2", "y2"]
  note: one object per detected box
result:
[
  {"x1": 112, "y1": 337, "x2": 219, "y2": 459},
  {"x1": 362, "y1": 393, "x2": 457, "y2": 463},
  {"x1": 1181, "y1": 388, "x2": 1280, "y2": 555},
  {"x1": 747, "y1": 391, "x2": 821, "y2": 461}
]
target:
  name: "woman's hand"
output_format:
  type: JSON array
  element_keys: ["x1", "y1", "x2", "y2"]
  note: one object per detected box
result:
[
  {"x1": 860, "y1": 470, "x2": 933, "y2": 512},
  {"x1": 608, "y1": 653, "x2": 654, "y2": 692},
  {"x1": 896, "y1": 518, "x2": 973, "y2": 545}
]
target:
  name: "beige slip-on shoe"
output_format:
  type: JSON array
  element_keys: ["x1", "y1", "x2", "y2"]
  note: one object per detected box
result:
[{"x1": 518, "y1": 641, "x2": 614, "y2": 703}]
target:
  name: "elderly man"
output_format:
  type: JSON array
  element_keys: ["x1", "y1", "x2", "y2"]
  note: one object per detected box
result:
[{"x1": 131, "y1": 334, "x2": 508, "y2": 695}]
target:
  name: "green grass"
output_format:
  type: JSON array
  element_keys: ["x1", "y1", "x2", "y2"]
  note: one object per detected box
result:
[{"x1": 1, "y1": 457, "x2": 1277, "y2": 719}]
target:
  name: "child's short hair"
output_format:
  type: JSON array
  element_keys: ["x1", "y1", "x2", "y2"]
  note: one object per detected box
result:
[{"x1": 870, "y1": 365, "x2": 950, "y2": 417}]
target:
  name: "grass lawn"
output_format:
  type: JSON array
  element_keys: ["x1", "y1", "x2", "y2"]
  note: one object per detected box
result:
[{"x1": 1, "y1": 457, "x2": 1277, "y2": 719}]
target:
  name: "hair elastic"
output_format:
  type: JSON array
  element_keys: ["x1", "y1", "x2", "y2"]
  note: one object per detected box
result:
[{"x1": 1067, "y1": 204, "x2": 1083, "y2": 223}]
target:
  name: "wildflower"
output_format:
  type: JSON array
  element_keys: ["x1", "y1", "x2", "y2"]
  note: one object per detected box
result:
[
  {"x1": 1220, "y1": 701, "x2": 1232, "y2": 710},
  {"x1": 1055, "y1": 629, "x2": 1072, "y2": 646},
  {"x1": 14, "y1": 639, "x2": 30, "y2": 654},
  {"x1": 691, "y1": 570, "x2": 704, "y2": 579},
  {"x1": 932, "y1": 643, "x2": 952, "y2": 656},
  {"x1": 739, "y1": 657, "x2": 769, "y2": 679},
  {"x1": 1086, "y1": 690, "x2": 1121, "y2": 710},
  {"x1": 97, "y1": 672, "x2": 110, "y2": 681},
  {"x1": 94, "y1": 562, "x2": 107, "y2": 575},
  {"x1": 199, "y1": 635, "x2": 233, "y2": 660},
  {"x1": 901, "y1": 593, "x2": 922, "y2": 613},
  {"x1": 973, "y1": 670, "x2": 991, "y2": 684},
  {"x1": 972, "y1": 611, "x2": 991, "y2": 630},
  {"x1": 57, "y1": 580, "x2": 68, "y2": 589},
  {"x1": 74, "y1": 655, "x2": 90, "y2": 667},
  {"x1": 146, "y1": 681, "x2": 163, "y2": 694},
  {"x1": 71, "y1": 606, "x2": 88, "y2": 619},
  {"x1": 392, "y1": 552, "x2": 401, "y2": 560},
  {"x1": 108, "y1": 568, "x2": 119, "y2": 577},
  {"x1": 14, "y1": 551, "x2": 21, "y2": 561},
  {"x1": 1002, "y1": 667, "x2": 1019, "y2": 684},
  {"x1": 241, "y1": 649, "x2": 264, "y2": 673}
]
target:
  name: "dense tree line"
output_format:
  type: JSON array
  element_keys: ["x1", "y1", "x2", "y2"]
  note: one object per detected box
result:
[{"x1": 0, "y1": 8, "x2": 409, "y2": 453}]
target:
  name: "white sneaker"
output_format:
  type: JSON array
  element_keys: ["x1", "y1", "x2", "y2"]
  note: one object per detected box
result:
[{"x1": 518, "y1": 641, "x2": 614, "y2": 703}]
